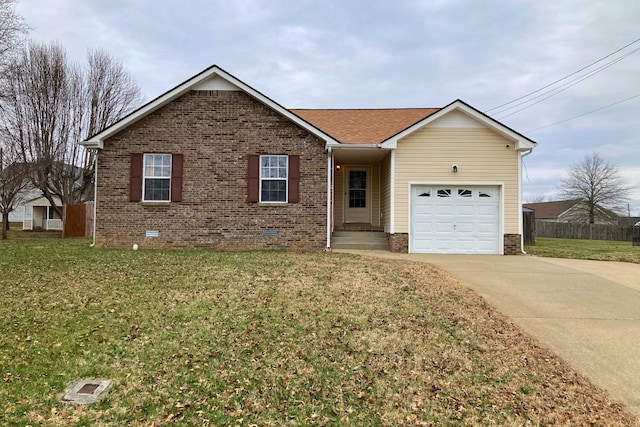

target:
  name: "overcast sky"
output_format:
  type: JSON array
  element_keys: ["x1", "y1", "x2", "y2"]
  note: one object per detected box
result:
[{"x1": 15, "y1": 0, "x2": 640, "y2": 215}]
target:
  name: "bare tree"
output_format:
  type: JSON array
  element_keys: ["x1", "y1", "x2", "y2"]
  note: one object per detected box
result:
[
  {"x1": 559, "y1": 152, "x2": 631, "y2": 224},
  {"x1": 0, "y1": 143, "x2": 30, "y2": 239},
  {"x1": 0, "y1": 42, "x2": 143, "y2": 218},
  {"x1": 0, "y1": 0, "x2": 28, "y2": 69},
  {"x1": 0, "y1": 42, "x2": 73, "y2": 216}
]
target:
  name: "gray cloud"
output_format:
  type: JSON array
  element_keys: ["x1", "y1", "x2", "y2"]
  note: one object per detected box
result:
[{"x1": 15, "y1": 0, "x2": 640, "y2": 214}]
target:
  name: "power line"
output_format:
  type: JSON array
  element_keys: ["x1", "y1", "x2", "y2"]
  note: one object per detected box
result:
[
  {"x1": 495, "y1": 47, "x2": 640, "y2": 120},
  {"x1": 485, "y1": 37, "x2": 640, "y2": 113},
  {"x1": 525, "y1": 94, "x2": 640, "y2": 133}
]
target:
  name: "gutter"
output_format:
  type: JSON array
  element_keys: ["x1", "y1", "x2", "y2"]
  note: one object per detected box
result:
[{"x1": 331, "y1": 143, "x2": 381, "y2": 149}]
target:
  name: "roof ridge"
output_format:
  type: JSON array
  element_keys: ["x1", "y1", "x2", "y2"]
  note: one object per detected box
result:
[{"x1": 290, "y1": 107, "x2": 439, "y2": 111}]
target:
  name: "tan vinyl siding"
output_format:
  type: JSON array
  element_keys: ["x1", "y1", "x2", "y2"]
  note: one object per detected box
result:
[
  {"x1": 393, "y1": 126, "x2": 520, "y2": 234},
  {"x1": 381, "y1": 153, "x2": 391, "y2": 232},
  {"x1": 372, "y1": 163, "x2": 380, "y2": 227},
  {"x1": 334, "y1": 168, "x2": 345, "y2": 225}
]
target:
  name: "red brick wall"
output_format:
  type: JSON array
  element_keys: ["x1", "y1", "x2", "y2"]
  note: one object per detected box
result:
[
  {"x1": 95, "y1": 90, "x2": 328, "y2": 249},
  {"x1": 503, "y1": 234, "x2": 522, "y2": 255},
  {"x1": 389, "y1": 233, "x2": 408, "y2": 253}
]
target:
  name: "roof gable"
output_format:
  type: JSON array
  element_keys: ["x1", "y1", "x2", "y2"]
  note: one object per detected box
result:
[
  {"x1": 25, "y1": 195, "x2": 62, "y2": 207},
  {"x1": 82, "y1": 65, "x2": 339, "y2": 149},
  {"x1": 291, "y1": 108, "x2": 438, "y2": 144},
  {"x1": 379, "y1": 99, "x2": 537, "y2": 150}
]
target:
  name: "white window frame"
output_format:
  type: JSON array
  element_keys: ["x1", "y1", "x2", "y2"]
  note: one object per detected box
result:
[
  {"x1": 259, "y1": 155, "x2": 288, "y2": 203},
  {"x1": 143, "y1": 153, "x2": 172, "y2": 202}
]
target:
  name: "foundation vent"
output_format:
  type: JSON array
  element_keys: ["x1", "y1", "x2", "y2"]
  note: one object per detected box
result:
[{"x1": 263, "y1": 230, "x2": 278, "y2": 238}]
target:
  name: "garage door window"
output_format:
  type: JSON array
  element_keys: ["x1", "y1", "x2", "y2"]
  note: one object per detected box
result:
[
  {"x1": 479, "y1": 191, "x2": 493, "y2": 198},
  {"x1": 437, "y1": 189, "x2": 451, "y2": 197},
  {"x1": 458, "y1": 189, "x2": 472, "y2": 197}
]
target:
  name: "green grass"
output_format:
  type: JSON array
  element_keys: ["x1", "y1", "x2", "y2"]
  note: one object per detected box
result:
[
  {"x1": 1, "y1": 232, "x2": 637, "y2": 426},
  {"x1": 526, "y1": 237, "x2": 640, "y2": 263}
]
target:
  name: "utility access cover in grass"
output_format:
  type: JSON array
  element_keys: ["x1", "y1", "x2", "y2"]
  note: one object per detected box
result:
[{"x1": 61, "y1": 379, "x2": 111, "y2": 404}]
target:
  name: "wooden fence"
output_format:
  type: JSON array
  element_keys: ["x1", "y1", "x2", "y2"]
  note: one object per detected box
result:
[
  {"x1": 535, "y1": 220, "x2": 640, "y2": 242},
  {"x1": 523, "y1": 210, "x2": 535, "y2": 246},
  {"x1": 63, "y1": 203, "x2": 94, "y2": 238}
]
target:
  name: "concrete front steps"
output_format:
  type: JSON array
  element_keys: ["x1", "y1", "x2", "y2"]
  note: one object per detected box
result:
[{"x1": 331, "y1": 231, "x2": 389, "y2": 250}]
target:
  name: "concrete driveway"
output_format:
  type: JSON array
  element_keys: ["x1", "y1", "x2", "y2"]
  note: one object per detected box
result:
[{"x1": 338, "y1": 251, "x2": 640, "y2": 416}]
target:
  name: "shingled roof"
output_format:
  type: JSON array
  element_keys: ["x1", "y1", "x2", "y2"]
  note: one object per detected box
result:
[
  {"x1": 523, "y1": 200, "x2": 581, "y2": 219},
  {"x1": 290, "y1": 108, "x2": 439, "y2": 144}
]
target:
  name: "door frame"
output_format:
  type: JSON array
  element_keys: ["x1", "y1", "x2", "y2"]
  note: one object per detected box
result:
[{"x1": 343, "y1": 165, "x2": 372, "y2": 224}]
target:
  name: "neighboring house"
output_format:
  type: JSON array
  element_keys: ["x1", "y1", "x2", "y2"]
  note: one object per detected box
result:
[
  {"x1": 2, "y1": 188, "x2": 38, "y2": 224},
  {"x1": 524, "y1": 199, "x2": 619, "y2": 224},
  {"x1": 618, "y1": 217, "x2": 640, "y2": 226},
  {"x1": 1, "y1": 161, "x2": 93, "y2": 226},
  {"x1": 22, "y1": 195, "x2": 63, "y2": 231},
  {"x1": 82, "y1": 65, "x2": 537, "y2": 254}
]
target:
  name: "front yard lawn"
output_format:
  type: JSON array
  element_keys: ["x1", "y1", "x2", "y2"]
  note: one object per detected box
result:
[
  {"x1": 1, "y1": 235, "x2": 637, "y2": 425},
  {"x1": 526, "y1": 237, "x2": 640, "y2": 263}
]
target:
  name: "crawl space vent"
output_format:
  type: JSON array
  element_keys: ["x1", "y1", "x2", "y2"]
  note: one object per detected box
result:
[{"x1": 263, "y1": 230, "x2": 278, "y2": 238}]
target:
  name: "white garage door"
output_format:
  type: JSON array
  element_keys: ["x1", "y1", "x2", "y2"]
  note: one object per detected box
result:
[{"x1": 410, "y1": 185, "x2": 500, "y2": 254}]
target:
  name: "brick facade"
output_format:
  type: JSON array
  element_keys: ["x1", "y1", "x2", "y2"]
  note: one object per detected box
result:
[
  {"x1": 389, "y1": 233, "x2": 409, "y2": 253},
  {"x1": 96, "y1": 90, "x2": 328, "y2": 250},
  {"x1": 390, "y1": 233, "x2": 522, "y2": 254},
  {"x1": 503, "y1": 234, "x2": 522, "y2": 255}
]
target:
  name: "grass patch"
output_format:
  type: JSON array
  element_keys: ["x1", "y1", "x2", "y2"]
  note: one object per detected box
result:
[
  {"x1": 526, "y1": 237, "x2": 640, "y2": 263},
  {"x1": 1, "y1": 236, "x2": 637, "y2": 425}
]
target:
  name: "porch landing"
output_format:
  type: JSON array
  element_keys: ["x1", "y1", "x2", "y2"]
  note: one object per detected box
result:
[{"x1": 332, "y1": 231, "x2": 389, "y2": 250}]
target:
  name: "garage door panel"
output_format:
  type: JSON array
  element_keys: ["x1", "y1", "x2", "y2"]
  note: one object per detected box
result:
[
  {"x1": 411, "y1": 185, "x2": 500, "y2": 254},
  {"x1": 433, "y1": 238, "x2": 454, "y2": 251},
  {"x1": 415, "y1": 206, "x2": 436, "y2": 216},
  {"x1": 455, "y1": 221, "x2": 475, "y2": 233},
  {"x1": 476, "y1": 223, "x2": 497, "y2": 233},
  {"x1": 456, "y1": 204, "x2": 475, "y2": 216},
  {"x1": 435, "y1": 205, "x2": 454, "y2": 216},
  {"x1": 476, "y1": 204, "x2": 497, "y2": 215}
]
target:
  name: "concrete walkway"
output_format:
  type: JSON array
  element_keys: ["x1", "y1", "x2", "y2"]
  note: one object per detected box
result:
[{"x1": 336, "y1": 250, "x2": 640, "y2": 416}]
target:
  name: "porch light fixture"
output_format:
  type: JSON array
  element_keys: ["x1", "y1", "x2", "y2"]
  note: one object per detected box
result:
[
  {"x1": 452, "y1": 164, "x2": 458, "y2": 173},
  {"x1": 336, "y1": 164, "x2": 341, "y2": 170}
]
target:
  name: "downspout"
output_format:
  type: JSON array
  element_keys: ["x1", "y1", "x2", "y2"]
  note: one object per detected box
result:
[
  {"x1": 519, "y1": 148, "x2": 533, "y2": 254},
  {"x1": 90, "y1": 149, "x2": 98, "y2": 247},
  {"x1": 326, "y1": 147, "x2": 332, "y2": 250},
  {"x1": 389, "y1": 150, "x2": 395, "y2": 235}
]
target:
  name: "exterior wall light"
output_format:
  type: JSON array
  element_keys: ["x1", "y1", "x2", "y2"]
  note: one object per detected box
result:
[{"x1": 452, "y1": 164, "x2": 458, "y2": 173}]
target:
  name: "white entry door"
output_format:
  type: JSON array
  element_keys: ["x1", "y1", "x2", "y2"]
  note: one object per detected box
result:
[{"x1": 410, "y1": 185, "x2": 500, "y2": 254}]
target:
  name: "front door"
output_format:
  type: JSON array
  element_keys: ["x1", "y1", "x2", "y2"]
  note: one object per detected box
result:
[{"x1": 344, "y1": 167, "x2": 371, "y2": 223}]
